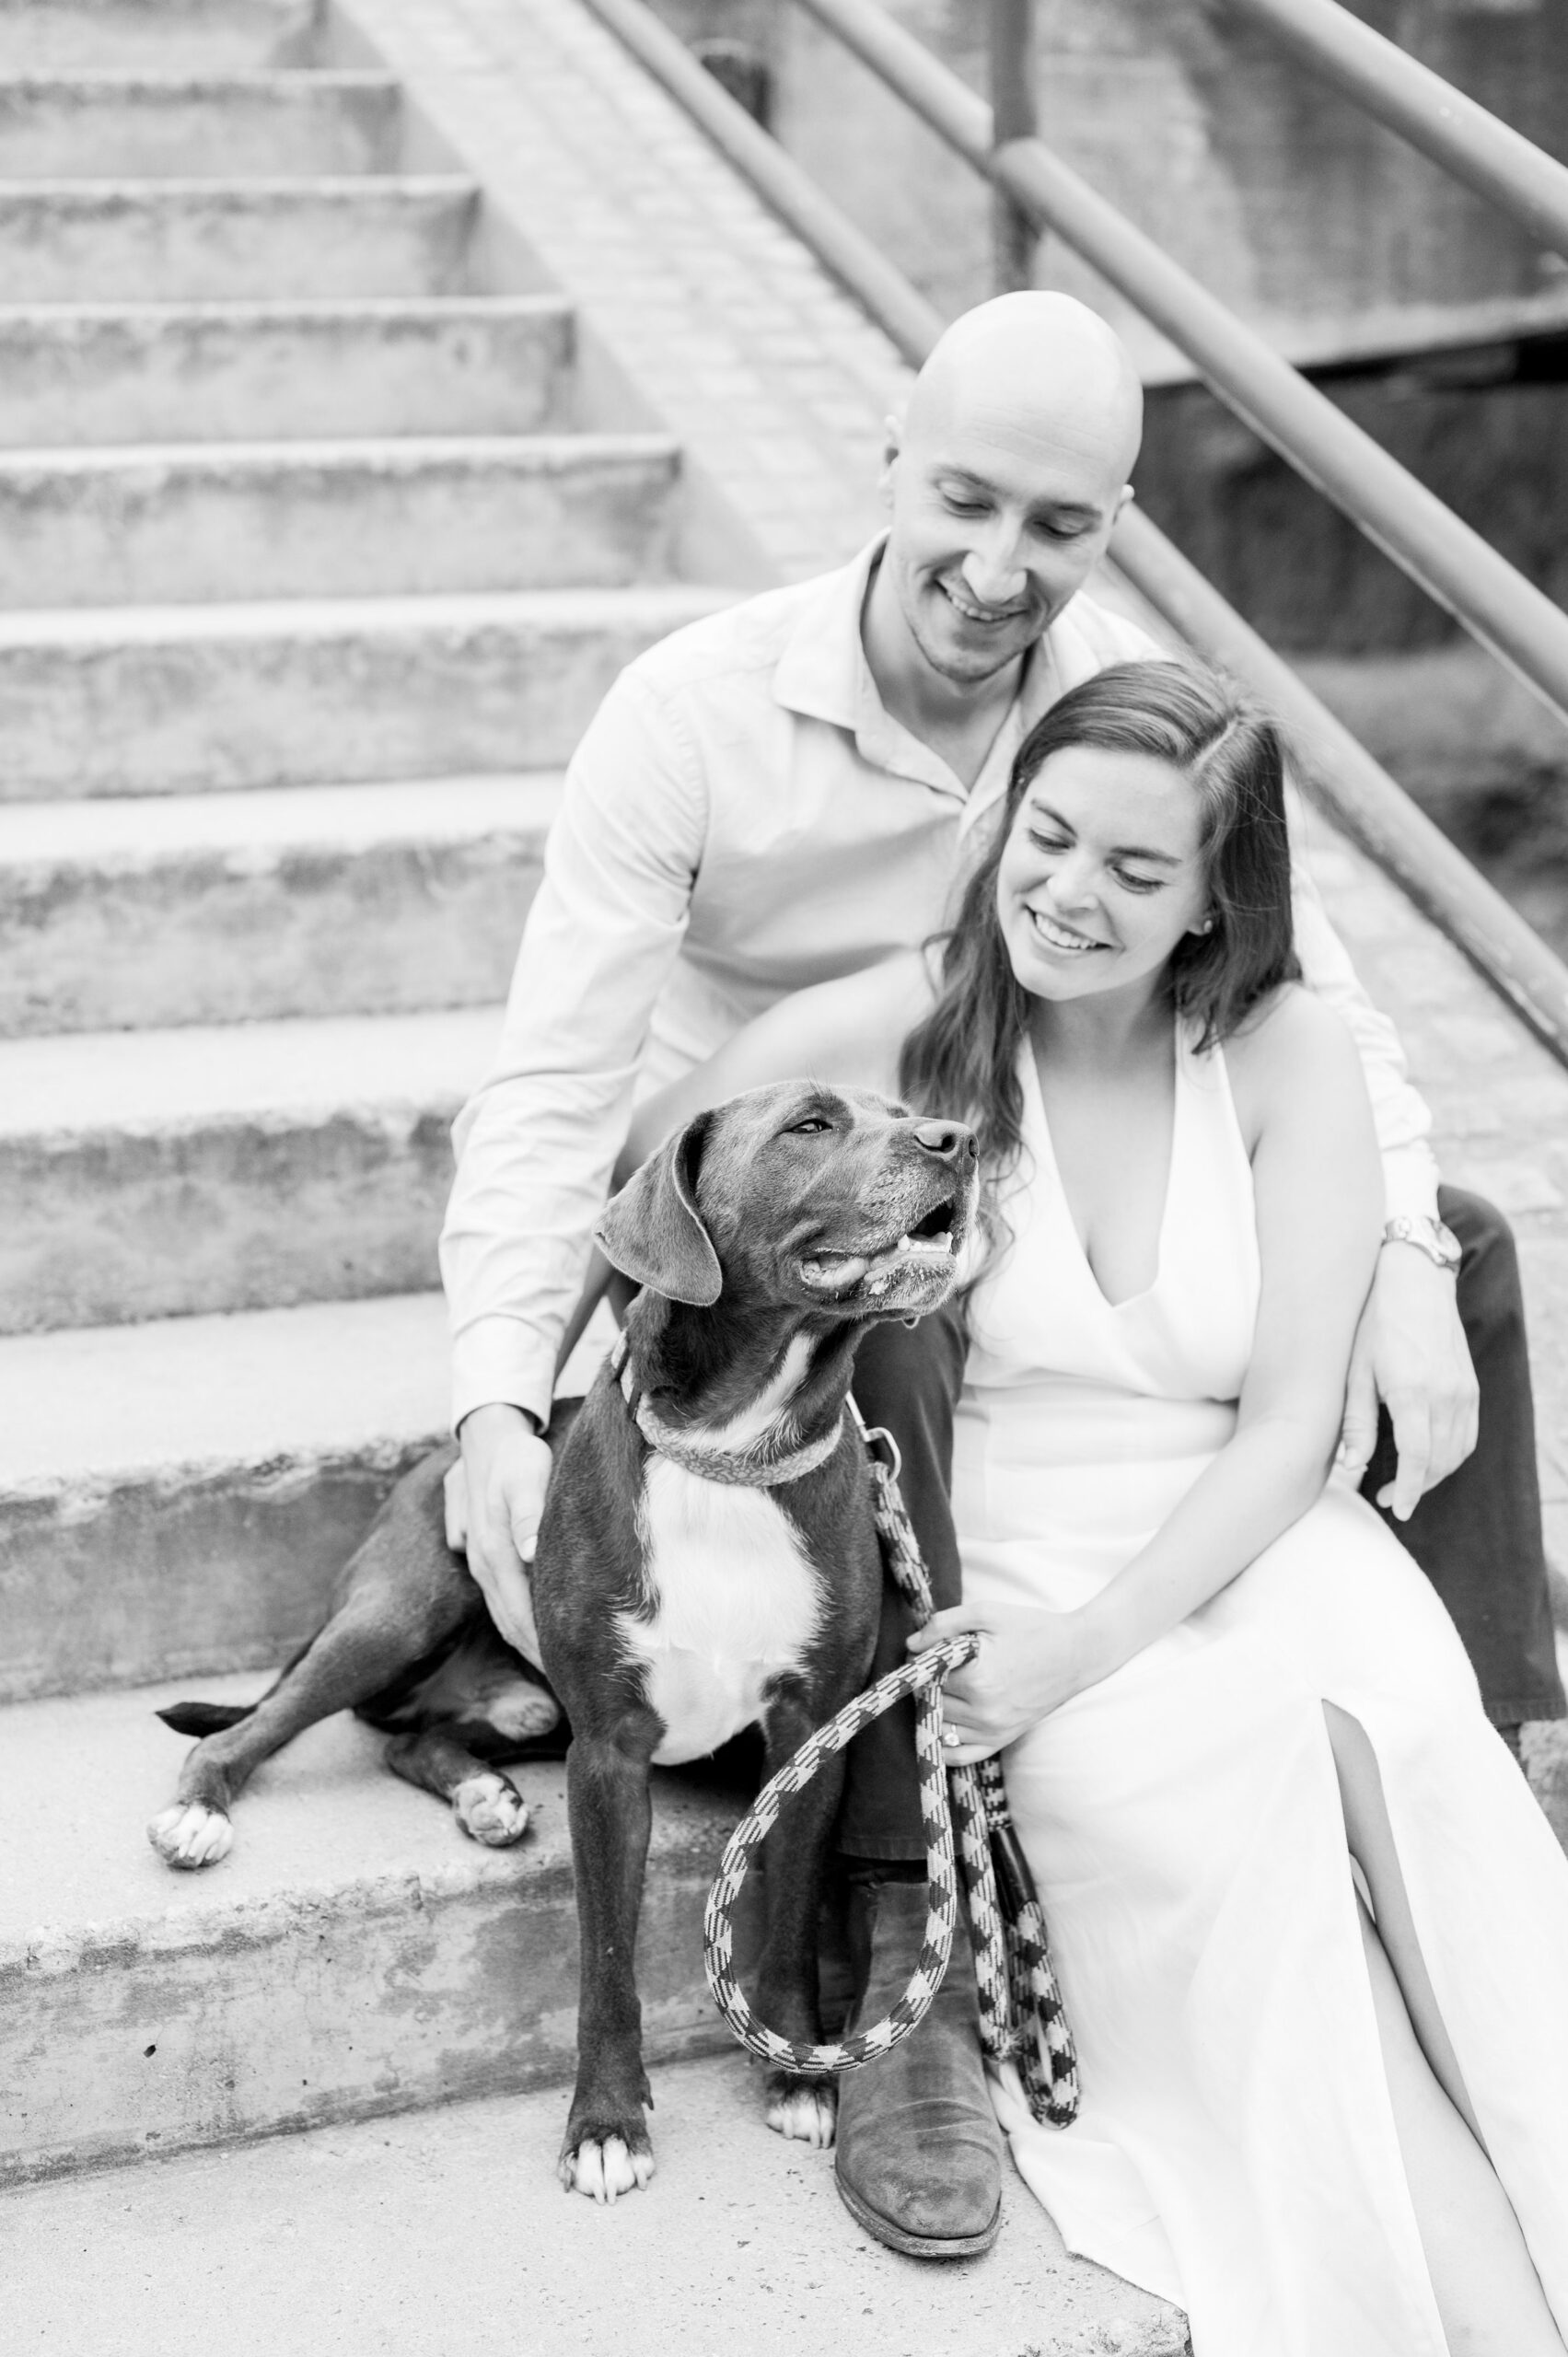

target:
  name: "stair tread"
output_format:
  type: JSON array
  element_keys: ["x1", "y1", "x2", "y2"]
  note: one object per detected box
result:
[
  {"x1": 0, "y1": 1673, "x2": 581, "y2": 1948},
  {"x1": 0, "y1": 290, "x2": 569, "y2": 323},
  {"x1": 0, "y1": 578, "x2": 729, "y2": 646},
  {"x1": 0, "y1": 429, "x2": 676, "y2": 470},
  {"x1": 0, "y1": 68, "x2": 399, "y2": 90},
  {"x1": 0, "y1": 769, "x2": 563, "y2": 861},
  {"x1": 0, "y1": 1289, "x2": 452, "y2": 1488},
  {"x1": 0, "y1": 170, "x2": 474, "y2": 192},
  {"x1": 0, "y1": 1666, "x2": 744, "y2": 1958},
  {"x1": 0, "y1": 2055, "x2": 1187, "y2": 2357},
  {"x1": 0, "y1": 1281, "x2": 621, "y2": 1486},
  {"x1": 0, "y1": 1003, "x2": 500, "y2": 1134}
]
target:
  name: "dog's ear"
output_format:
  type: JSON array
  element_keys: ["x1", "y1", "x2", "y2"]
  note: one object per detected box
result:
[{"x1": 596, "y1": 1112, "x2": 723, "y2": 1306}]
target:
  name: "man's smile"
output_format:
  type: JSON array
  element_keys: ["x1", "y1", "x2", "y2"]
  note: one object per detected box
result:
[{"x1": 937, "y1": 575, "x2": 1032, "y2": 627}]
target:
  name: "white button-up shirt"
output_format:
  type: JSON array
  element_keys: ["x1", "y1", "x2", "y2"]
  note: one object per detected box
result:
[{"x1": 442, "y1": 537, "x2": 1438, "y2": 1428}]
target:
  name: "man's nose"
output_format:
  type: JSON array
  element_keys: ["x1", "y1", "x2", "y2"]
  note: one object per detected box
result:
[
  {"x1": 912, "y1": 1119, "x2": 978, "y2": 1165},
  {"x1": 960, "y1": 537, "x2": 1027, "y2": 607}
]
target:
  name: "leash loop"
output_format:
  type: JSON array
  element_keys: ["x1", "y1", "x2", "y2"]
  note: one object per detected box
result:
[{"x1": 701, "y1": 1406, "x2": 1080, "y2": 2128}]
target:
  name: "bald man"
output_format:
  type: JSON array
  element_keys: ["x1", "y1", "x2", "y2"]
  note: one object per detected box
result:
[{"x1": 440, "y1": 294, "x2": 1562, "y2": 2251}]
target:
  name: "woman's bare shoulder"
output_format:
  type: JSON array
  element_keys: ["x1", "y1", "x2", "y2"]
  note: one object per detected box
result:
[{"x1": 1222, "y1": 982, "x2": 1365, "y2": 1147}]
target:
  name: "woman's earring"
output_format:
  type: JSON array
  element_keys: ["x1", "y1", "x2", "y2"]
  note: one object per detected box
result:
[{"x1": 1198, "y1": 915, "x2": 1215, "y2": 935}]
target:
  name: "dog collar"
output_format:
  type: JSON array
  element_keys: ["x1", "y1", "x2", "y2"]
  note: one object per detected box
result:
[{"x1": 610, "y1": 1338, "x2": 845, "y2": 1489}]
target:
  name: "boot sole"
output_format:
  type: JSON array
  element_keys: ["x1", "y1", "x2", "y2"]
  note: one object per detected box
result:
[{"x1": 834, "y1": 2165, "x2": 1003, "y2": 2260}]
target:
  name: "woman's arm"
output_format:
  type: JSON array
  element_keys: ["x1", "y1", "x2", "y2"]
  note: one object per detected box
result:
[
  {"x1": 921, "y1": 987, "x2": 1384, "y2": 1757},
  {"x1": 611, "y1": 948, "x2": 933, "y2": 1188}
]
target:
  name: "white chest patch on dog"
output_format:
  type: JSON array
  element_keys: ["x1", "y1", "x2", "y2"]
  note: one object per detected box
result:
[{"x1": 618, "y1": 1457, "x2": 823, "y2": 1767}]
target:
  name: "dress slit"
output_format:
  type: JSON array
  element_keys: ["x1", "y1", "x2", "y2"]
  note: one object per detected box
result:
[{"x1": 1322, "y1": 1700, "x2": 1483, "y2": 2144}]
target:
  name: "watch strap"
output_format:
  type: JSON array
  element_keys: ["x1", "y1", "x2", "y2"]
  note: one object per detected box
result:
[{"x1": 1382, "y1": 1214, "x2": 1462, "y2": 1271}]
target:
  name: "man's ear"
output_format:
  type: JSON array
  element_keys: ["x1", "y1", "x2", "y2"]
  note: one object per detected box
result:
[
  {"x1": 596, "y1": 1112, "x2": 723, "y2": 1306},
  {"x1": 878, "y1": 411, "x2": 903, "y2": 507}
]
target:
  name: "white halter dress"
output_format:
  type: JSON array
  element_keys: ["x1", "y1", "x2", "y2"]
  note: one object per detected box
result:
[{"x1": 951, "y1": 1024, "x2": 1568, "y2": 2357}]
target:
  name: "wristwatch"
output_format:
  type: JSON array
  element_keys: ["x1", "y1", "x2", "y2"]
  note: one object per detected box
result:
[{"x1": 1382, "y1": 1214, "x2": 1462, "y2": 1271}]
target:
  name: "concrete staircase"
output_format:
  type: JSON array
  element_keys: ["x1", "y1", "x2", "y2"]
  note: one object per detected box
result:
[{"x1": 0, "y1": 0, "x2": 743, "y2": 2193}]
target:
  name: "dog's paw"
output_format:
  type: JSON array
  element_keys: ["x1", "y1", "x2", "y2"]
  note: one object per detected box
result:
[
  {"x1": 766, "y1": 2076, "x2": 837, "y2": 2150},
  {"x1": 147, "y1": 1802, "x2": 234, "y2": 1870},
  {"x1": 559, "y1": 2133, "x2": 655, "y2": 2204},
  {"x1": 452, "y1": 1772, "x2": 530, "y2": 1848}
]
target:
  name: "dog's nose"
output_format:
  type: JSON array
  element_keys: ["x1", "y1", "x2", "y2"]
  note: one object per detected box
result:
[{"x1": 912, "y1": 1118, "x2": 978, "y2": 1163}]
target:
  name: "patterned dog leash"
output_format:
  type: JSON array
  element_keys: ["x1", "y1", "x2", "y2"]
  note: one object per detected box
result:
[{"x1": 702, "y1": 1410, "x2": 1080, "y2": 2128}]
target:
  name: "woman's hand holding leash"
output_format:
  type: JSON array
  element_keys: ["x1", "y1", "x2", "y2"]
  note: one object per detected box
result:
[{"x1": 910, "y1": 1603, "x2": 1093, "y2": 1764}]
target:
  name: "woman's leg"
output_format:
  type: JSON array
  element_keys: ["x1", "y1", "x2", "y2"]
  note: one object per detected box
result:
[{"x1": 1327, "y1": 1703, "x2": 1565, "y2": 2356}]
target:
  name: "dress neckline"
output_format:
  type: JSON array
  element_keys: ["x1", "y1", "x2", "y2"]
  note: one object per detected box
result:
[{"x1": 1020, "y1": 1021, "x2": 1192, "y2": 1316}]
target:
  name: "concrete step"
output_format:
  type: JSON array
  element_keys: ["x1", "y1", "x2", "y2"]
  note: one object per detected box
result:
[
  {"x1": 0, "y1": 1286, "x2": 610, "y2": 1703},
  {"x1": 0, "y1": 433, "x2": 679, "y2": 608},
  {"x1": 0, "y1": 295, "x2": 573, "y2": 446},
  {"x1": 0, "y1": 1004, "x2": 499, "y2": 1331},
  {"x1": 0, "y1": 772, "x2": 557, "y2": 1035},
  {"x1": 0, "y1": 1675, "x2": 760, "y2": 2189},
  {"x1": 0, "y1": 72, "x2": 401, "y2": 177},
  {"x1": 0, "y1": 0, "x2": 320, "y2": 73},
  {"x1": 0, "y1": 1291, "x2": 448, "y2": 1701},
  {"x1": 0, "y1": 174, "x2": 477, "y2": 301},
  {"x1": 0, "y1": 2043, "x2": 1189, "y2": 2357},
  {"x1": 0, "y1": 584, "x2": 730, "y2": 801}
]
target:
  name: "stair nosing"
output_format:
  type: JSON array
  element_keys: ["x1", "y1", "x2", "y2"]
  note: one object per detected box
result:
[
  {"x1": 0, "y1": 292, "x2": 571, "y2": 326},
  {"x1": 0, "y1": 429, "x2": 679, "y2": 472},
  {"x1": 0, "y1": 770, "x2": 564, "y2": 863},
  {"x1": 0, "y1": 1003, "x2": 502, "y2": 1138},
  {"x1": 0, "y1": 171, "x2": 478, "y2": 198},
  {"x1": 0, "y1": 580, "x2": 732, "y2": 645},
  {"x1": 0, "y1": 70, "x2": 402, "y2": 95}
]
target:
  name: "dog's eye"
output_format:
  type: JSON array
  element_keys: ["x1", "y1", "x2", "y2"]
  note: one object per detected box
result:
[{"x1": 786, "y1": 1117, "x2": 833, "y2": 1135}]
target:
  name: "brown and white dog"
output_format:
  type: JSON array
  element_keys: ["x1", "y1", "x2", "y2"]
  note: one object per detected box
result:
[{"x1": 149, "y1": 1081, "x2": 977, "y2": 2200}]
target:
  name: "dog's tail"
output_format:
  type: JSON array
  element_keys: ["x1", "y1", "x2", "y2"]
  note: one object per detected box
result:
[{"x1": 156, "y1": 1700, "x2": 255, "y2": 1737}]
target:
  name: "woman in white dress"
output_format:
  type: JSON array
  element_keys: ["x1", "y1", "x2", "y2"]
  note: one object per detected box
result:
[{"x1": 618, "y1": 660, "x2": 1568, "y2": 2354}]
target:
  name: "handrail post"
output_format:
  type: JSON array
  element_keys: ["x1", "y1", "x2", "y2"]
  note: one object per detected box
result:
[{"x1": 989, "y1": 0, "x2": 1037, "y2": 291}]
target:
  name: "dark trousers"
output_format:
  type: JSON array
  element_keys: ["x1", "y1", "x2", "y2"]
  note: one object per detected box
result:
[{"x1": 838, "y1": 1186, "x2": 1565, "y2": 1862}]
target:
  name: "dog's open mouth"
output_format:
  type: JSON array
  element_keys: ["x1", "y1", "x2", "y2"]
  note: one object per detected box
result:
[{"x1": 798, "y1": 1192, "x2": 960, "y2": 1298}]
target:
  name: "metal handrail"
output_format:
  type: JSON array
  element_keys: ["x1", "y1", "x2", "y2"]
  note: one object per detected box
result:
[
  {"x1": 569, "y1": 0, "x2": 940, "y2": 363},
  {"x1": 1110, "y1": 506, "x2": 1568, "y2": 1055},
  {"x1": 1225, "y1": 0, "x2": 1568, "y2": 267},
  {"x1": 794, "y1": 0, "x2": 1568, "y2": 744},
  {"x1": 580, "y1": 0, "x2": 1568, "y2": 1061}
]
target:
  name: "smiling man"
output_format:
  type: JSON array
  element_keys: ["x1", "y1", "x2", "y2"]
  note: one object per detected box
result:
[{"x1": 439, "y1": 292, "x2": 1562, "y2": 2248}]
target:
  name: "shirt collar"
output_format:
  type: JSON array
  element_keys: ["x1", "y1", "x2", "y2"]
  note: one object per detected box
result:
[{"x1": 772, "y1": 531, "x2": 1065, "y2": 819}]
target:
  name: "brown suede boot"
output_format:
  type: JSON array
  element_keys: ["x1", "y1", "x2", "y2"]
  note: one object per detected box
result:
[{"x1": 833, "y1": 1875, "x2": 1004, "y2": 2258}]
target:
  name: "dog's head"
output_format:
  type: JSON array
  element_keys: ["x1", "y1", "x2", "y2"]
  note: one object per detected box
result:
[{"x1": 596, "y1": 1082, "x2": 978, "y2": 1324}]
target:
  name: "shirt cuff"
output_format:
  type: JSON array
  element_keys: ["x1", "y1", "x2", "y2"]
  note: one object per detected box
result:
[
  {"x1": 450, "y1": 1315, "x2": 557, "y2": 1436},
  {"x1": 1381, "y1": 1141, "x2": 1442, "y2": 1228}
]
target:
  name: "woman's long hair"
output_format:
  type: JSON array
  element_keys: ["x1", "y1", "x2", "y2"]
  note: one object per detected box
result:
[{"x1": 900, "y1": 659, "x2": 1299, "y2": 1241}]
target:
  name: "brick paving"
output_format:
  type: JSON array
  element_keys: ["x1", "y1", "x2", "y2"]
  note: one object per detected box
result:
[{"x1": 345, "y1": 0, "x2": 909, "y2": 579}]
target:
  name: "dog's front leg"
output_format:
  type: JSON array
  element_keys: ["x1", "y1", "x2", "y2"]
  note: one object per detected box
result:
[
  {"x1": 560, "y1": 1713, "x2": 663, "y2": 2202},
  {"x1": 756, "y1": 1684, "x2": 847, "y2": 2151}
]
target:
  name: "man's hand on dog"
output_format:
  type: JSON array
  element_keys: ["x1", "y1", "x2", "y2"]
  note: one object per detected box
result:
[
  {"x1": 1337, "y1": 1244, "x2": 1478, "y2": 1521},
  {"x1": 453, "y1": 1403, "x2": 552, "y2": 1663}
]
